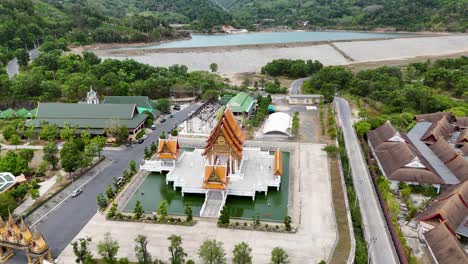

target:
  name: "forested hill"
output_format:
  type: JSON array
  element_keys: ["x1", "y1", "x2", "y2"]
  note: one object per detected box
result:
[
  {"x1": 0, "y1": 0, "x2": 230, "y2": 66},
  {"x1": 216, "y1": 0, "x2": 467, "y2": 32}
]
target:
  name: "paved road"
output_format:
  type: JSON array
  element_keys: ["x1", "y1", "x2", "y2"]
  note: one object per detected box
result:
[
  {"x1": 6, "y1": 48, "x2": 40, "y2": 79},
  {"x1": 334, "y1": 97, "x2": 399, "y2": 264},
  {"x1": 289, "y1": 77, "x2": 310, "y2": 95},
  {"x1": 9, "y1": 103, "x2": 203, "y2": 263}
]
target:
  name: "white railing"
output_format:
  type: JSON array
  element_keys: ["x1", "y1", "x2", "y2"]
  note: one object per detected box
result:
[
  {"x1": 227, "y1": 189, "x2": 256, "y2": 197},
  {"x1": 199, "y1": 191, "x2": 210, "y2": 216},
  {"x1": 218, "y1": 191, "x2": 228, "y2": 217}
]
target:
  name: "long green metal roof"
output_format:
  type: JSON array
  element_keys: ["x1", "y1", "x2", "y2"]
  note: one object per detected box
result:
[
  {"x1": 227, "y1": 92, "x2": 255, "y2": 113},
  {"x1": 36, "y1": 103, "x2": 138, "y2": 119},
  {"x1": 16, "y1": 108, "x2": 30, "y2": 118},
  {"x1": 103, "y1": 96, "x2": 157, "y2": 110},
  {"x1": 27, "y1": 103, "x2": 147, "y2": 130}
]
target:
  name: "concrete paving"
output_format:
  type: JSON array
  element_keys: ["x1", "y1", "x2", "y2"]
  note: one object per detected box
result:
[
  {"x1": 334, "y1": 97, "x2": 399, "y2": 264},
  {"x1": 56, "y1": 143, "x2": 337, "y2": 263}
]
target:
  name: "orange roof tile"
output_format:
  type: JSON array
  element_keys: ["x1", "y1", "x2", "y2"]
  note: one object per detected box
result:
[
  {"x1": 157, "y1": 138, "x2": 180, "y2": 160},
  {"x1": 203, "y1": 108, "x2": 246, "y2": 158},
  {"x1": 203, "y1": 165, "x2": 228, "y2": 190},
  {"x1": 274, "y1": 149, "x2": 283, "y2": 176}
]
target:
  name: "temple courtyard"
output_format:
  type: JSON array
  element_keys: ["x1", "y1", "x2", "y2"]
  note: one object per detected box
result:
[{"x1": 56, "y1": 142, "x2": 337, "y2": 263}]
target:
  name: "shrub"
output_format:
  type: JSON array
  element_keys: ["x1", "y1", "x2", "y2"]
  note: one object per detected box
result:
[{"x1": 36, "y1": 161, "x2": 48, "y2": 176}]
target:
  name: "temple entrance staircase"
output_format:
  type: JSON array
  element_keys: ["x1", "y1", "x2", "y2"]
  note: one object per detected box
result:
[{"x1": 200, "y1": 190, "x2": 226, "y2": 218}]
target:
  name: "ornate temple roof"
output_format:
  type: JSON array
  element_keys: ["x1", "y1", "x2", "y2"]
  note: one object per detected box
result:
[
  {"x1": 203, "y1": 108, "x2": 246, "y2": 159},
  {"x1": 274, "y1": 149, "x2": 283, "y2": 176},
  {"x1": 203, "y1": 165, "x2": 228, "y2": 190},
  {"x1": 157, "y1": 138, "x2": 180, "y2": 160}
]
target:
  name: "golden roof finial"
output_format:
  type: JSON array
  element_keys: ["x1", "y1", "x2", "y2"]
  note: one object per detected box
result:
[
  {"x1": 8, "y1": 209, "x2": 15, "y2": 225},
  {"x1": 19, "y1": 218, "x2": 28, "y2": 232},
  {"x1": 32, "y1": 227, "x2": 41, "y2": 240}
]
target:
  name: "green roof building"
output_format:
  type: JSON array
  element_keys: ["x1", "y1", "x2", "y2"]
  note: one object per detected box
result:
[
  {"x1": 103, "y1": 96, "x2": 160, "y2": 117},
  {"x1": 0, "y1": 108, "x2": 16, "y2": 119},
  {"x1": 227, "y1": 92, "x2": 256, "y2": 120},
  {"x1": 28, "y1": 103, "x2": 147, "y2": 137}
]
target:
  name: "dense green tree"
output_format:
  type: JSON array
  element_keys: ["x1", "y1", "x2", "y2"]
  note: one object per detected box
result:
[
  {"x1": 218, "y1": 206, "x2": 230, "y2": 227},
  {"x1": 157, "y1": 200, "x2": 168, "y2": 221},
  {"x1": 134, "y1": 200, "x2": 144, "y2": 219},
  {"x1": 18, "y1": 149, "x2": 34, "y2": 164},
  {"x1": 157, "y1": 99, "x2": 171, "y2": 114},
  {"x1": 271, "y1": 247, "x2": 289, "y2": 264},
  {"x1": 60, "y1": 140, "x2": 82, "y2": 178},
  {"x1": 16, "y1": 48, "x2": 29, "y2": 67},
  {"x1": 198, "y1": 239, "x2": 226, "y2": 264},
  {"x1": 209, "y1": 63, "x2": 218, "y2": 73},
  {"x1": 97, "y1": 193, "x2": 108, "y2": 211},
  {"x1": 184, "y1": 205, "x2": 193, "y2": 222},
  {"x1": 43, "y1": 142, "x2": 59, "y2": 169},
  {"x1": 0, "y1": 151, "x2": 29, "y2": 175},
  {"x1": 97, "y1": 232, "x2": 120, "y2": 264},
  {"x1": 0, "y1": 193, "x2": 17, "y2": 219},
  {"x1": 355, "y1": 121, "x2": 372, "y2": 138},
  {"x1": 72, "y1": 237, "x2": 94, "y2": 264},
  {"x1": 232, "y1": 242, "x2": 252, "y2": 264}
]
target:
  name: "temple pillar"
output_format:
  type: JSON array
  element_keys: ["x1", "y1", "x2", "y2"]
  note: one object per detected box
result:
[
  {"x1": 26, "y1": 254, "x2": 33, "y2": 264},
  {"x1": 46, "y1": 250, "x2": 52, "y2": 261}
]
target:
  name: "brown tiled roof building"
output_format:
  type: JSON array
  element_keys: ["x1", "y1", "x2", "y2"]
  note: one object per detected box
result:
[
  {"x1": 367, "y1": 121, "x2": 443, "y2": 185},
  {"x1": 455, "y1": 117, "x2": 468, "y2": 129},
  {"x1": 415, "y1": 112, "x2": 454, "y2": 123},
  {"x1": 430, "y1": 138, "x2": 468, "y2": 182},
  {"x1": 420, "y1": 117, "x2": 454, "y2": 145}
]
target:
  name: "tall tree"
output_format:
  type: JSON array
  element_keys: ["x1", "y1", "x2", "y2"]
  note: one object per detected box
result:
[
  {"x1": 168, "y1": 234, "x2": 187, "y2": 264},
  {"x1": 43, "y1": 142, "x2": 59, "y2": 169},
  {"x1": 209, "y1": 63, "x2": 218, "y2": 72},
  {"x1": 97, "y1": 232, "x2": 120, "y2": 264},
  {"x1": 60, "y1": 140, "x2": 82, "y2": 178},
  {"x1": 16, "y1": 48, "x2": 29, "y2": 67},
  {"x1": 71, "y1": 237, "x2": 94, "y2": 264},
  {"x1": 232, "y1": 242, "x2": 252, "y2": 264},
  {"x1": 134, "y1": 235, "x2": 152, "y2": 264},
  {"x1": 198, "y1": 239, "x2": 226, "y2": 264}
]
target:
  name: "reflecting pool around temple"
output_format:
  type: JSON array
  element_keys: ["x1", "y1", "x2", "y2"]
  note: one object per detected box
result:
[{"x1": 122, "y1": 152, "x2": 290, "y2": 221}]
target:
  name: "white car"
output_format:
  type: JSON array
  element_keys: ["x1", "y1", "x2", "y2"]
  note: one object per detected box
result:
[
  {"x1": 141, "y1": 134, "x2": 148, "y2": 140},
  {"x1": 71, "y1": 189, "x2": 82, "y2": 197}
]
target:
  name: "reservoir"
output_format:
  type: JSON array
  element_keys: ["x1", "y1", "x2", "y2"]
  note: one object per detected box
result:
[{"x1": 117, "y1": 31, "x2": 413, "y2": 50}]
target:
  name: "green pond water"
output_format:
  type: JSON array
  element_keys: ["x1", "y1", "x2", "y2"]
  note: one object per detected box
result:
[{"x1": 122, "y1": 152, "x2": 290, "y2": 221}]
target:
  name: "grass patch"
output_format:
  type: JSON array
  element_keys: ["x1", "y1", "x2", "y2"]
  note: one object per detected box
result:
[{"x1": 329, "y1": 156, "x2": 352, "y2": 264}]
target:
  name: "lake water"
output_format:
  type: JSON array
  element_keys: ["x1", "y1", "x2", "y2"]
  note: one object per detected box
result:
[{"x1": 120, "y1": 31, "x2": 413, "y2": 50}]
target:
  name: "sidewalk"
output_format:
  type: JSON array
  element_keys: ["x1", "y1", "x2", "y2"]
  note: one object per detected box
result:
[
  {"x1": 24, "y1": 158, "x2": 113, "y2": 226},
  {"x1": 14, "y1": 174, "x2": 59, "y2": 216}
]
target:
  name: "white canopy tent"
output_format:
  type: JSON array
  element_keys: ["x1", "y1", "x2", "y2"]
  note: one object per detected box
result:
[{"x1": 263, "y1": 112, "x2": 292, "y2": 136}]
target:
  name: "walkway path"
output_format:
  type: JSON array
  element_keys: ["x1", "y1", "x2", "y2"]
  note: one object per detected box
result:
[
  {"x1": 57, "y1": 143, "x2": 337, "y2": 263},
  {"x1": 334, "y1": 97, "x2": 399, "y2": 264}
]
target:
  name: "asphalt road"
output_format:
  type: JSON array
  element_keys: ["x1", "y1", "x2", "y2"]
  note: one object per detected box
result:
[
  {"x1": 289, "y1": 77, "x2": 310, "y2": 95},
  {"x1": 334, "y1": 97, "x2": 399, "y2": 264},
  {"x1": 9, "y1": 103, "x2": 203, "y2": 263},
  {"x1": 6, "y1": 48, "x2": 40, "y2": 79}
]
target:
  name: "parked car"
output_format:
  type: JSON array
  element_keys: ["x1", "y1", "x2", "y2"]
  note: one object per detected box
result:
[
  {"x1": 71, "y1": 189, "x2": 82, "y2": 197},
  {"x1": 151, "y1": 124, "x2": 156, "y2": 130},
  {"x1": 138, "y1": 138, "x2": 144, "y2": 144},
  {"x1": 160, "y1": 118, "x2": 166, "y2": 123},
  {"x1": 173, "y1": 105, "x2": 181, "y2": 110},
  {"x1": 169, "y1": 114, "x2": 174, "y2": 118},
  {"x1": 141, "y1": 134, "x2": 148, "y2": 140},
  {"x1": 117, "y1": 177, "x2": 124, "y2": 185}
]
